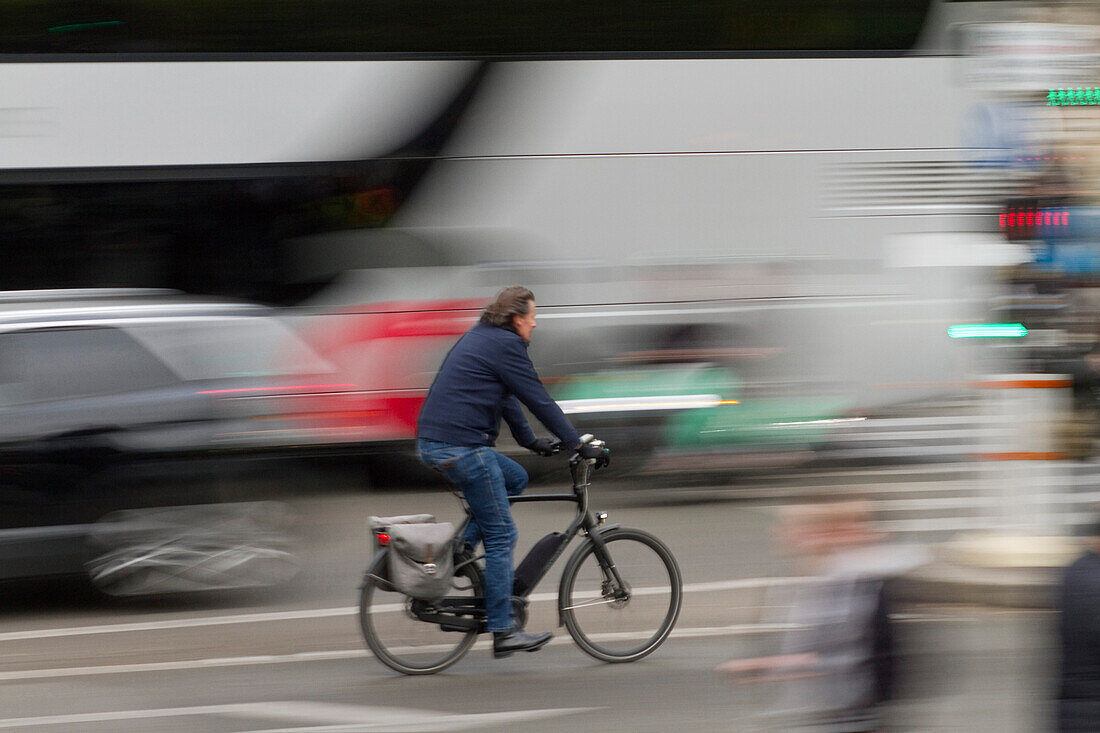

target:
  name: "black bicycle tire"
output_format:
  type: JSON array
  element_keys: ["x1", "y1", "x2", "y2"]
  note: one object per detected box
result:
[
  {"x1": 559, "y1": 527, "x2": 682, "y2": 663},
  {"x1": 358, "y1": 549, "x2": 483, "y2": 675}
]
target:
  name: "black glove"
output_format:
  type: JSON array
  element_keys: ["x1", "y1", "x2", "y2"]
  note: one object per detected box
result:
[
  {"x1": 577, "y1": 442, "x2": 611, "y2": 469},
  {"x1": 525, "y1": 437, "x2": 558, "y2": 457}
]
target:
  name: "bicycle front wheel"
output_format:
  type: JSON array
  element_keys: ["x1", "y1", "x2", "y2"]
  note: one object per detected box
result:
[
  {"x1": 359, "y1": 551, "x2": 483, "y2": 675},
  {"x1": 559, "y1": 527, "x2": 682, "y2": 663}
]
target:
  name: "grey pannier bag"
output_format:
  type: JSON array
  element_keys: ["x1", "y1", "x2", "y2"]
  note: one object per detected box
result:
[{"x1": 370, "y1": 514, "x2": 456, "y2": 601}]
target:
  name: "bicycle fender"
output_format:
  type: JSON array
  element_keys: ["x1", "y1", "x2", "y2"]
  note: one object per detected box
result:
[
  {"x1": 588, "y1": 523, "x2": 622, "y2": 542},
  {"x1": 359, "y1": 549, "x2": 389, "y2": 590},
  {"x1": 556, "y1": 524, "x2": 622, "y2": 626}
]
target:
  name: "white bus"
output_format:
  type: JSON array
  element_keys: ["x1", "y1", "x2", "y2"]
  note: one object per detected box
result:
[{"x1": 0, "y1": 0, "x2": 1032, "y2": 460}]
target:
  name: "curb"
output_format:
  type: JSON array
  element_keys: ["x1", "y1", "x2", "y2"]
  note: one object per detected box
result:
[{"x1": 894, "y1": 559, "x2": 1060, "y2": 608}]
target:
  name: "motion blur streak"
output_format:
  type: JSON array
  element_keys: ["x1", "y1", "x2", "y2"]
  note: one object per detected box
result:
[{"x1": 0, "y1": 1, "x2": 1098, "y2": 731}]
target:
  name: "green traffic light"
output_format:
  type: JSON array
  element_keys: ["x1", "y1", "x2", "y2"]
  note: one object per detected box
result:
[
  {"x1": 1047, "y1": 87, "x2": 1100, "y2": 106},
  {"x1": 948, "y1": 323, "x2": 1028, "y2": 339}
]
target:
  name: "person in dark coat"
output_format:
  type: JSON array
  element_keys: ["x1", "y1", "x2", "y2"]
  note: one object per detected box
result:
[
  {"x1": 1058, "y1": 520, "x2": 1100, "y2": 731},
  {"x1": 417, "y1": 285, "x2": 609, "y2": 659}
]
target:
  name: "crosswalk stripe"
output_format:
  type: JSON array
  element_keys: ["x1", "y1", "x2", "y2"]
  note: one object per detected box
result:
[
  {"x1": 0, "y1": 624, "x2": 800, "y2": 682},
  {"x1": 0, "y1": 577, "x2": 810, "y2": 643},
  {"x1": 0, "y1": 701, "x2": 596, "y2": 730}
]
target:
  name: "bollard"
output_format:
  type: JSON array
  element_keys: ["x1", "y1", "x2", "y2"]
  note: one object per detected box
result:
[{"x1": 977, "y1": 373, "x2": 1072, "y2": 534}]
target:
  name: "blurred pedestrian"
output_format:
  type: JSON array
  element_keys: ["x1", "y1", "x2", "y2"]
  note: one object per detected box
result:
[
  {"x1": 1056, "y1": 516, "x2": 1100, "y2": 732},
  {"x1": 417, "y1": 285, "x2": 609, "y2": 659},
  {"x1": 717, "y1": 501, "x2": 898, "y2": 732}
]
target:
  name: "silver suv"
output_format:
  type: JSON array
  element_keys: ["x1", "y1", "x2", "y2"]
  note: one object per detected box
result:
[{"x1": 0, "y1": 289, "x2": 359, "y2": 595}]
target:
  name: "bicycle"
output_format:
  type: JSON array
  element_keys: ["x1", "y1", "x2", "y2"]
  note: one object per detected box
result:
[{"x1": 358, "y1": 438, "x2": 683, "y2": 675}]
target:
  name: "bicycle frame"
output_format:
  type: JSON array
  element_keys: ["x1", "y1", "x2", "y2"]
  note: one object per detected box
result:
[
  {"x1": 510, "y1": 459, "x2": 628, "y2": 613},
  {"x1": 424, "y1": 455, "x2": 626, "y2": 630}
]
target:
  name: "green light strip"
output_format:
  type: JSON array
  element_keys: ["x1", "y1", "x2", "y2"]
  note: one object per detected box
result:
[
  {"x1": 1047, "y1": 88, "x2": 1100, "y2": 106},
  {"x1": 47, "y1": 21, "x2": 122, "y2": 33},
  {"x1": 948, "y1": 323, "x2": 1028, "y2": 339}
]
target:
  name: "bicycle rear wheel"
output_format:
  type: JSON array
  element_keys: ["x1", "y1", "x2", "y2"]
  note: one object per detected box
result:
[
  {"x1": 559, "y1": 527, "x2": 682, "y2": 663},
  {"x1": 359, "y1": 550, "x2": 483, "y2": 675}
]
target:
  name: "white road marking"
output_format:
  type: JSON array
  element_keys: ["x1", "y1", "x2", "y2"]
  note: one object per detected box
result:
[
  {"x1": 0, "y1": 623, "x2": 799, "y2": 682},
  {"x1": 0, "y1": 700, "x2": 595, "y2": 730},
  {"x1": 0, "y1": 577, "x2": 809, "y2": 642},
  {"x1": 242, "y1": 704, "x2": 595, "y2": 733},
  {"x1": 0, "y1": 607, "x2": 358, "y2": 643},
  {"x1": 0, "y1": 650, "x2": 369, "y2": 682}
]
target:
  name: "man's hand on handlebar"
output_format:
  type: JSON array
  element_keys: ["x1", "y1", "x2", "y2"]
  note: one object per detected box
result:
[
  {"x1": 577, "y1": 441, "x2": 611, "y2": 469},
  {"x1": 524, "y1": 437, "x2": 560, "y2": 457}
]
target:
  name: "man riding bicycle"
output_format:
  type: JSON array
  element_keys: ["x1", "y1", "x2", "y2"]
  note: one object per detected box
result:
[{"x1": 417, "y1": 285, "x2": 609, "y2": 659}]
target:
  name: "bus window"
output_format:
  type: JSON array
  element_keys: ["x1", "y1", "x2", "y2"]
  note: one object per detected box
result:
[{"x1": 0, "y1": 0, "x2": 932, "y2": 56}]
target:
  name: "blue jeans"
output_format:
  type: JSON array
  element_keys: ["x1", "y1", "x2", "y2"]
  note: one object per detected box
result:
[{"x1": 417, "y1": 438, "x2": 529, "y2": 633}]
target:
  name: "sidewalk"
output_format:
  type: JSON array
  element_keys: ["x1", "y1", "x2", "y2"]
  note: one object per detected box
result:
[{"x1": 895, "y1": 533, "x2": 1081, "y2": 608}]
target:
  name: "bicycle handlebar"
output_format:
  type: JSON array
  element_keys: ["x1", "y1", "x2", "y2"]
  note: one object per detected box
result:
[{"x1": 544, "y1": 434, "x2": 608, "y2": 468}]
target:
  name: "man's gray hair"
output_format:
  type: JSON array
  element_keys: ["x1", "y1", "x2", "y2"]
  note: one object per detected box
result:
[{"x1": 480, "y1": 285, "x2": 534, "y2": 330}]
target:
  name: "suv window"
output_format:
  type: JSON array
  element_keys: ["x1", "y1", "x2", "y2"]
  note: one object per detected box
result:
[
  {"x1": 125, "y1": 318, "x2": 335, "y2": 381},
  {"x1": 0, "y1": 327, "x2": 177, "y2": 404}
]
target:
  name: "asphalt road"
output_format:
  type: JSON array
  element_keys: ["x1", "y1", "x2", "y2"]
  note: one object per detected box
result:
[{"x1": 0, "y1": 476, "x2": 1063, "y2": 732}]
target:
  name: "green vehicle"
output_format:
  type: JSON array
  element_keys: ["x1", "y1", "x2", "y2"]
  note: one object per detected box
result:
[{"x1": 552, "y1": 363, "x2": 852, "y2": 472}]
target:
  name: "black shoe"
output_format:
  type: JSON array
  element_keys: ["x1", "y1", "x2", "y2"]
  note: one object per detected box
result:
[{"x1": 492, "y1": 629, "x2": 552, "y2": 659}]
